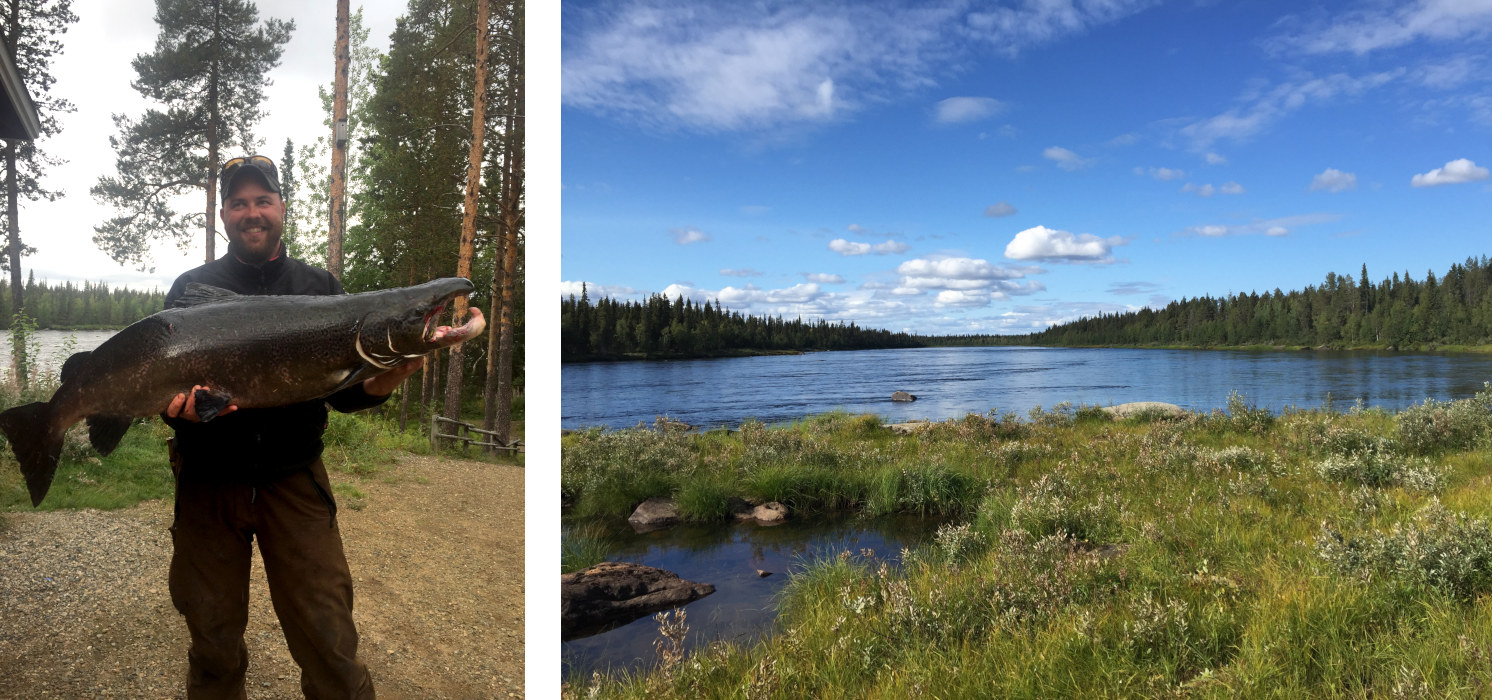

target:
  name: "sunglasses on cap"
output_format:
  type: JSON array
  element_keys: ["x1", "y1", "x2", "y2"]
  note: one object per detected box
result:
[{"x1": 219, "y1": 155, "x2": 281, "y2": 203}]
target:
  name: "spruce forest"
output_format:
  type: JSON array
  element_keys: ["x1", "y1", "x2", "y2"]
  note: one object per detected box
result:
[
  {"x1": 0, "y1": 274, "x2": 164, "y2": 329},
  {"x1": 566, "y1": 256, "x2": 1492, "y2": 360},
  {"x1": 560, "y1": 287, "x2": 921, "y2": 361},
  {"x1": 950, "y1": 258, "x2": 1492, "y2": 350}
]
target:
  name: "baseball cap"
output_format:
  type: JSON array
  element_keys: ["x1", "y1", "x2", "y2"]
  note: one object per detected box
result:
[{"x1": 220, "y1": 155, "x2": 282, "y2": 203}]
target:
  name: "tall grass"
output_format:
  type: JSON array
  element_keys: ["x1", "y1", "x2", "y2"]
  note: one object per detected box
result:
[{"x1": 563, "y1": 391, "x2": 1492, "y2": 698}]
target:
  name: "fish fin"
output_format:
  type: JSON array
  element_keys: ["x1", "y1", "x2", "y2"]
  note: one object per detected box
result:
[
  {"x1": 192, "y1": 387, "x2": 234, "y2": 422},
  {"x1": 0, "y1": 402, "x2": 63, "y2": 507},
  {"x1": 325, "y1": 364, "x2": 384, "y2": 396},
  {"x1": 60, "y1": 351, "x2": 90, "y2": 384},
  {"x1": 86, "y1": 414, "x2": 134, "y2": 456},
  {"x1": 173, "y1": 283, "x2": 240, "y2": 308}
]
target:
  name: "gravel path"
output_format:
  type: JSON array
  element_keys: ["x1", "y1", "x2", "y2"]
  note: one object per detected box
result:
[{"x1": 0, "y1": 454, "x2": 524, "y2": 698}]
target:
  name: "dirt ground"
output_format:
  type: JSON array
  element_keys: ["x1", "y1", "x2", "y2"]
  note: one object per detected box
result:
[{"x1": 0, "y1": 454, "x2": 525, "y2": 698}]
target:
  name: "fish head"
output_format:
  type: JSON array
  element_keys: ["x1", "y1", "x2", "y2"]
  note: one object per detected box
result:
[{"x1": 355, "y1": 278, "x2": 487, "y2": 369}]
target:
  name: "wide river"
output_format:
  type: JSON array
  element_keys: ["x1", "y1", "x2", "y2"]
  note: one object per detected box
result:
[{"x1": 562, "y1": 346, "x2": 1492, "y2": 429}]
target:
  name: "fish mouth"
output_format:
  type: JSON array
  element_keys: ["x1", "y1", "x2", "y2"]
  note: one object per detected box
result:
[{"x1": 421, "y1": 284, "x2": 486, "y2": 347}]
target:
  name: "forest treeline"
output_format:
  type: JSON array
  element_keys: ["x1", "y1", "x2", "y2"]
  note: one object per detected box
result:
[
  {"x1": 933, "y1": 257, "x2": 1492, "y2": 350},
  {"x1": 566, "y1": 255, "x2": 1492, "y2": 361},
  {"x1": 0, "y1": 274, "x2": 164, "y2": 330},
  {"x1": 560, "y1": 287, "x2": 922, "y2": 361}
]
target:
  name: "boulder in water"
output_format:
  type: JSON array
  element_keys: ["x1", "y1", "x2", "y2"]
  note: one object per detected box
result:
[
  {"x1": 891, "y1": 391, "x2": 917, "y2": 402},
  {"x1": 561, "y1": 562, "x2": 715, "y2": 640},
  {"x1": 752, "y1": 501, "x2": 788, "y2": 524},
  {"x1": 628, "y1": 497, "x2": 680, "y2": 532}
]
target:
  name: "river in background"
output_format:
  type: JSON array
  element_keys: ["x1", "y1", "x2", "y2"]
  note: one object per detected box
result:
[
  {"x1": 0, "y1": 329, "x2": 118, "y2": 379},
  {"x1": 562, "y1": 346, "x2": 1492, "y2": 430}
]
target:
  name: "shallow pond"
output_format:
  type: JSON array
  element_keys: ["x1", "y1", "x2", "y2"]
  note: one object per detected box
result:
[{"x1": 562, "y1": 514, "x2": 946, "y2": 678}]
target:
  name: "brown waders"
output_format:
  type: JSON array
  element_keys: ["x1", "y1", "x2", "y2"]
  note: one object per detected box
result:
[{"x1": 168, "y1": 450, "x2": 374, "y2": 700}]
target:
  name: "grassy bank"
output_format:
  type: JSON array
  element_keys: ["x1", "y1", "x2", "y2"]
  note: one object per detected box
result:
[{"x1": 563, "y1": 389, "x2": 1492, "y2": 697}]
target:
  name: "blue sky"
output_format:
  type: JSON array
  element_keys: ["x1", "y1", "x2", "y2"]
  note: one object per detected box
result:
[{"x1": 559, "y1": 0, "x2": 1492, "y2": 336}]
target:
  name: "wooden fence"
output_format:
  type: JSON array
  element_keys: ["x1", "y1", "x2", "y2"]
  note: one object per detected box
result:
[{"x1": 429, "y1": 414, "x2": 523, "y2": 456}]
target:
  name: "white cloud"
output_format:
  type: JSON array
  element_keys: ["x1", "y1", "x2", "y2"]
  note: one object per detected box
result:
[
  {"x1": 563, "y1": 2, "x2": 1154, "y2": 132},
  {"x1": 1180, "y1": 213, "x2": 1341, "y2": 238},
  {"x1": 1043, "y1": 146, "x2": 1094, "y2": 171},
  {"x1": 1182, "y1": 182, "x2": 1244, "y2": 197},
  {"x1": 1309, "y1": 168, "x2": 1358, "y2": 193},
  {"x1": 829, "y1": 238, "x2": 908, "y2": 256},
  {"x1": 934, "y1": 289, "x2": 991, "y2": 307},
  {"x1": 1204, "y1": 152, "x2": 1227, "y2": 165},
  {"x1": 984, "y1": 201, "x2": 1018, "y2": 217},
  {"x1": 1411, "y1": 158, "x2": 1490, "y2": 187},
  {"x1": 560, "y1": 281, "x2": 639, "y2": 299},
  {"x1": 934, "y1": 96, "x2": 1005, "y2": 124},
  {"x1": 1004, "y1": 225, "x2": 1124, "y2": 263},
  {"x1": 1136, "y1": 166, "x2": 1186, "y2": 180},
  {"x1": 896, "y1": 257, "x2": 1028, "y2": 282},
  {"x1": 720, "y1": 267, "x2": 764, "y2": 277},
  {"x1": 1179, "y1": 70, "x2": 1402, "y2": 150},
  {"x1": 804, "y1": 272, "x2": 845, "y2": 284},
  {"x1": 671, "y1": 227, "x2": 711, "y2": 244},
  {"x1": 1270, "y1": 1, "x2": 1492, "y2": 55}
]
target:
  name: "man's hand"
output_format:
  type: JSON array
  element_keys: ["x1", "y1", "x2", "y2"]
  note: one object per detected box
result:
[
  {"x1": 165, "y1": 385, "x2": 239, "y2": 422},
  {"x1": 363, "y1": 357, "x2": 424, "y2": 397}
]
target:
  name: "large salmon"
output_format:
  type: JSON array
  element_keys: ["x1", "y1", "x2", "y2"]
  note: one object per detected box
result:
[{"x1": 0, "y1": 277, "x2": 485, "y2": 506}]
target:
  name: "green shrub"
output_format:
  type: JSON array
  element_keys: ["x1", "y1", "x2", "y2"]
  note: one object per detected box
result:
[
  {"x1": 1395, "y1": 387, "x2": 1492, "y2": 454},
  {"x1": 1317, "y1": 501, "x2": 1492, "y2": 599},
  {"x1": 1222, "y1": 391, "x2": 1275, "y2": 434},
  {"x1": 1313, "y1": 449, "x2": 1444, "y2": 492},
  {"x1": 1008, "y1": 472, "x2": 1121, "y2": 542}
]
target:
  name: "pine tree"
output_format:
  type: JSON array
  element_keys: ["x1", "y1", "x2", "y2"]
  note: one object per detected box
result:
[
  {"x1": 2, "y1": 0, "x2": 75, "y2": 382},
  {"x1": 90, "y1": 0, "x2": 292, "y2": 268}
]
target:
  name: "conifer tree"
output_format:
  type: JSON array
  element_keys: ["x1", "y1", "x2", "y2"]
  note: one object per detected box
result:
[{"x1": 91, "y1": 0, "x2": 292, "y2": 268}]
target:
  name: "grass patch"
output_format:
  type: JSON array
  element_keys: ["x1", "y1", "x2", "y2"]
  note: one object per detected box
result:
[{"x1": 563, "y1": 392, "x2": 1492, "y2": 698}]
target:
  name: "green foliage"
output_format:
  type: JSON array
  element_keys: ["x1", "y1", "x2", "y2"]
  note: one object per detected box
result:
[
  {"x1": 865, "y1": 463, "x2": 979, "y2": 516},
  {"x1": 565, "y1": 401, "x2": 1492, "y2": 698},
  {"x1": 1007, "y1": 471, "x2": 1122, "y2": 541},
  {"x1": 924, "y1": 256, "x2": 1492, "y2": 351},
  {"x1": 1318, "y1": 501, "x2": 1492, "y2": 599},
  {"x1": 0, "y1": 417, "x2": 173, "y2": 511},
  {"x1": 1395, "y1": 384, "x2": 1492, "y2": 455},
  {"x1": 91, "y1": 0, "x2": 294, "y2": 267},
  {"x1": 562, "y1": 521, "x2": 611, "y2": 574},
  {"x1": 0, "y1": 279, "x2": 165, "y2": 329},
  {"x1": 1313, "y1": 448, "x2": 1444, "y2": 492},
  {"x1": 561, "y1": 290, "x2": 924, "y2": 361}
]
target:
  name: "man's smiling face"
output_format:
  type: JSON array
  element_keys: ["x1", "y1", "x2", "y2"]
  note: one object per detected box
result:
[{"x1": 221, "y1": 176, "x2": 285, "y2": 264}]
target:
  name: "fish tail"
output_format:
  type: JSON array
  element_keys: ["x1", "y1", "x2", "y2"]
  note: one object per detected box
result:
[{"x1": 0, "y1": 401, "x2": 63, "y2": 507}]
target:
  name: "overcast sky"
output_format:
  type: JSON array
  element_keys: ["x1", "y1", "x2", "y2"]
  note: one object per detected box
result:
[
  {"x1": 561, "y1": 0, "x2": 1492, "y2": 336},
  {"x1": 16, "y1": 0, "x2": 406, "y2": 292}
]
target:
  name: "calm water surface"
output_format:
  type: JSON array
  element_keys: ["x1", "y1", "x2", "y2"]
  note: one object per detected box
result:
[
  {"x1": 0, "y1": 329, "x2": 118, "y2": 377},
  {"x1": 562, "y1": 515, "x2": 943, "y2": 679},
  {"x1": 563, "y1": 346, "x2": 1492, "y2": 429}
]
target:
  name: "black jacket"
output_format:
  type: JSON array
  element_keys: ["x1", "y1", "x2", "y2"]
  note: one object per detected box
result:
[{"x1": 163, "y1": 243, "x2": 389, "y2": 481}]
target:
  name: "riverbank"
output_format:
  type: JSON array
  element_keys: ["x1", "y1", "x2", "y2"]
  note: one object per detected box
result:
[{"x1": 562, "y1": 390, "x2": 1492, "y2": 696}]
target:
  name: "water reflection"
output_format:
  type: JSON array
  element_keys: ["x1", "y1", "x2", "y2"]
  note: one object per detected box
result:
[{"x1": 562, "y1": 514, "x2": 943, "y2": 678}]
